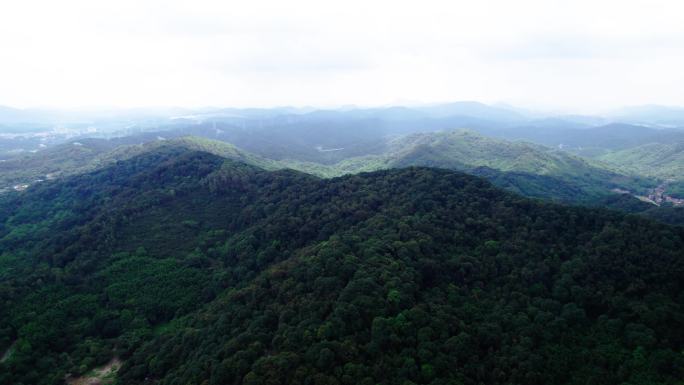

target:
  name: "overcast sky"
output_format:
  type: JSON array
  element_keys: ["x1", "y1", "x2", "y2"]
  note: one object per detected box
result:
[{"x1": 1, "y1": 0, "x2": 683, "y2": 112}]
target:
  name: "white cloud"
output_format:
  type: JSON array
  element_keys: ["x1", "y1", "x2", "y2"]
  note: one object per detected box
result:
[{"x1": 1, "y1": 0, "x2": 683, "y2": 112}]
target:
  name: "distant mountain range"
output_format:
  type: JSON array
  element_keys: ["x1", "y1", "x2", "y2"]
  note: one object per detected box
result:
[
  {"x1": 2, "y1": 101, "x2": 684, "y2": 134},
  {"x1": 609, "y1": 105, "x2": 684, "y2": 127}
]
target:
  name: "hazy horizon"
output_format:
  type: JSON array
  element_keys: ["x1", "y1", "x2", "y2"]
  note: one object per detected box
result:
[{"x1": 3, "y1": 100, "x2": 684, "y2": 120}]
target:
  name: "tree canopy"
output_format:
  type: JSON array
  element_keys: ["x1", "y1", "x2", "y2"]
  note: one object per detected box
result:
[{"x1": 0, "y1": 147, "x2": 682, "y2": 385}]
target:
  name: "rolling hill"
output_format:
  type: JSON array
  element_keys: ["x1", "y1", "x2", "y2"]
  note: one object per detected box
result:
[
  {"x1": 0, "y1": 136, "x2": 283, "y2": 190},
  {"x1": 303, "y1": 130, "x2": 654, "y2": 201},
  {"x1": 473, "y1": 123, "x2": 684, "y2": 158},
  {"x1": 599, "y1": 142, "x2": 684, "y2": 180},
  {"x1": 0, "y1": 130, "x2": 658, "y2": 208},
  {"x1": 0, "y1": 148, "x2": 682, "y2": 385},
  {"x1": 599, "y1": 142, "x2": 684, "y2": 200}
]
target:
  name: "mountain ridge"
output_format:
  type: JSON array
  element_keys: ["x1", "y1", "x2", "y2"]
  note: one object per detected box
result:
[{"x1": 1, "y1": 148, "x2": 682, "y2": 384}]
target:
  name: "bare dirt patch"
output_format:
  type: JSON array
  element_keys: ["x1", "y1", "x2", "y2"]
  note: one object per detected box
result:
[{"x1": 66, "y1": 357, "x2": 122, "y2": 385}]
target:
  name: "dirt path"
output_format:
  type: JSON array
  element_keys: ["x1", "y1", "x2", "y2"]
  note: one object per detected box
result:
[{"x1": 66, "y1": 357, "x2": 122, "y2": 385}]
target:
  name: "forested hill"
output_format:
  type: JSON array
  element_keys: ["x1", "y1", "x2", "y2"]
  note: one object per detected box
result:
[
  {"x1": 0, "y1": 132, "x2": 660, "y2": 212},
  {"x1": 283, "y1": 130, "x2": 655, "y2": 201},
  {"x1": 0, "y1": 148, "x2": 683, "y2": 385},
  {"x1": 0, "y1": 136, "x2": 283, "y2": 189}
]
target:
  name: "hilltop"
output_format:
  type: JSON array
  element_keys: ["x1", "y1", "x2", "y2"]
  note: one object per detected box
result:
[{"x1": 0, "y1": 148, "x2": 683, "y2": 384}]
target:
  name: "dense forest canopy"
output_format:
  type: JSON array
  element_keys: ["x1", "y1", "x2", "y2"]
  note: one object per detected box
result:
[{"x1": 0, "y1": 147, "x2": 683, "y2": 384}]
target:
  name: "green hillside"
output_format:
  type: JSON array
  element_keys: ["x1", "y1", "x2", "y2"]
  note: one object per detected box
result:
[
  {"x1": 0, "y1": 131, "x2": 658, "y2": 206},
  {"x1": 0, "y1": 139, "x2": 116, "y2": 189},
  {"x1": 0, "y1": 137, "x2": 284, "y2": 190},
  {"x1": 0, "y1": 148, "x2": 683, "y2": 385},
  {"x1": 599, "y1": 142, "x2": 684, "y2": 199},
  {"x1": 102, "y1": 136, "x2": 284, "y2": 171},
  {"x1": 599, "y1": 142, "x2": 684, "y2": 180},
  {"x1": 298, "y1": 130, "x2": 654, "y2": 201}
]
